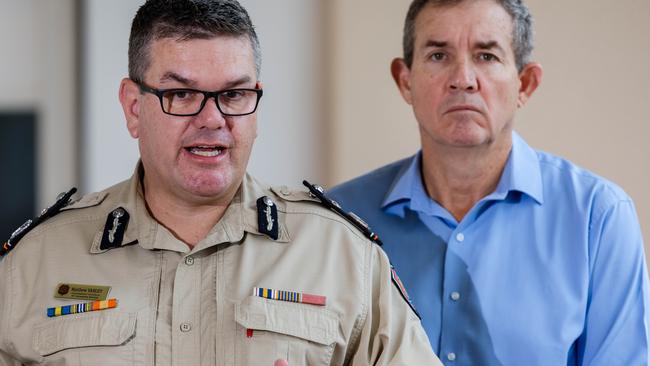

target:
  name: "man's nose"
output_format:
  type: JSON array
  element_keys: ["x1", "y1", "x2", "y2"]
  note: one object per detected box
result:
[
  {"x1": 448, "y1": 58, "x2": 478, "y2": 92},
  {"x1": 192, "y1": 96, "x2": 227, "y2": 129}
]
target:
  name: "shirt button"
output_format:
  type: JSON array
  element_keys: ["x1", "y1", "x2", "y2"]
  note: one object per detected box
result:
[
  {"x1": 456, "y1": 233, "x2": 465, "y2": 242},
  {"x1": 450, "y1": 291, "x2": 461, "y2": 301},
  {"x1": 184, "y1": 256, "x2": 195, "y2": 266},
  {"x1": 180, "y1": 322, "x2": 192, "y2": 332},
  {"x1": 447, "y1": 352, "x2": 457, "y2": 361}
]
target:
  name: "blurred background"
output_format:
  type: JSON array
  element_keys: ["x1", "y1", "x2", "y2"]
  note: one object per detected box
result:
[{"x1": 1, "y1": 0, "x2": 648, "y2": 250}]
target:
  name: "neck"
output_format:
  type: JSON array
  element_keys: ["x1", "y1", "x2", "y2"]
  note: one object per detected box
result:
[
  {"x1": 420, "y1": 138, "x2": 512, "y2": 222},
  {"x1": 142, "y1": 179, "x2": 235, "y2": 249}
]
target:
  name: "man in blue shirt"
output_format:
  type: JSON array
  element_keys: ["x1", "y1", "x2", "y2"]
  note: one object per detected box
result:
[{"x1": 329, "y1": 0, "x2": 650, "y2": 365}]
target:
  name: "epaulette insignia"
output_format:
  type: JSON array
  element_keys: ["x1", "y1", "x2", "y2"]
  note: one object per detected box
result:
[
  {"x1": 100, "y1": 207, "x2": 130, "y2": 251},
  {"x1": 1, "y1": 187, "x2": 78, "y2": 257},
  {"x1": 302, "y1": 180, "x2": 383, "y2": 246},
  {"x1": 391, "y1": 264, "x2": 421, "y2": 319},
  {"x1": 256, "y1": 196, "x2": 279, "y2": 240}
]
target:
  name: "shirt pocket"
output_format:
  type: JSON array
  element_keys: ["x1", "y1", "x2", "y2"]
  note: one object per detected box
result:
[
  {"x1": 32, "y1": 311, "x2": 137, "y2": 366},
  {"x1": 234, "y1": 296, "x2": 338, "y2": 366}
]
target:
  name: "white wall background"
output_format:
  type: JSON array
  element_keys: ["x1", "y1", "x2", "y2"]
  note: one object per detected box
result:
[
  {"x1": 0, "y1": 0, "x2": 77, "y2": 209},
  {"x1": 82, "y1": 0, "x2": 325, "y2": 194},
  {"x1": 82, "y1": 0, "x2": 142, "y2": 193},
  {"x1": 241, "y1": 0, "x2": 326, "y2": 187}
]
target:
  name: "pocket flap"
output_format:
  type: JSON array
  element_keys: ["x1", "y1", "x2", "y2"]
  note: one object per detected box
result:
[
  {"x1": 235, "y1": 296, "x2": 338, "y2": 346},
  {"x1": 33, "y1": 312, "x2": 136, "y2": 356}
]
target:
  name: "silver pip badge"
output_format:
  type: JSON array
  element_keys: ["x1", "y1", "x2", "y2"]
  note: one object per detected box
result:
[
  {"x1": 100, "y1": 207, "x2": 130, "y2": 250},
  {"x1": 256, "y1": 196, "x2": 278, "y2": 240}
]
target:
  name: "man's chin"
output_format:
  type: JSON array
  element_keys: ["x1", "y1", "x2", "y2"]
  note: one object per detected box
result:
[
  {"x1": 180, "y1": 172, "x2": 243, "y2": 201},
  {"x1": 442, "y1": 131, "x2": 490, "y2": 147}
]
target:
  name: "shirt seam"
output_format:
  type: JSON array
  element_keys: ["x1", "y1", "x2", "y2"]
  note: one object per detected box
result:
[
  {"x1": 20, "y1": 214, "x2": 102, "y2": 244},
  {"x1": 344, "y1": 240, "x2": 371, "y2": 364},
  {"x1": 1, "y1": 250, "x2": 19, "y2": 358},
  {"x1": 587, "y1": 199, "x2": 634, "y2": 279},
  {"x1": 537, "y1": 156, "x2": 622, "y2": 193},
  {"x1": 282, "y1": 210, "x2": 369, "y2": 243}
]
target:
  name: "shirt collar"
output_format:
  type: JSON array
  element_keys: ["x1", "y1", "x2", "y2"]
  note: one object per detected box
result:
[
  {"x1": 495, "y1": 131, "x2": 544, "y2": 205},
  {"x1": 211, "y1": 172, "x2": 291, "y2": 247},
  {"x1": 381, "y1": 151, "x2": 427, "y2": 218},
  {"x1": 90, "y1": 164, "x2": 289, "y2": 255},
  {"x1": 380, "y1": 131, "x2": 544, "y2": 218}
]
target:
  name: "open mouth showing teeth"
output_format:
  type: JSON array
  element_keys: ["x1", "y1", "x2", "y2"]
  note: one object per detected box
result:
[{"x1": 186, "y1": 146, "x2": 224, "y2": 157}]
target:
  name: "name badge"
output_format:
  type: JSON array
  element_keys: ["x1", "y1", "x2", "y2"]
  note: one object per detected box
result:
[{"x1": 54, "y1": 283, "x2": 111, "y2": 301}]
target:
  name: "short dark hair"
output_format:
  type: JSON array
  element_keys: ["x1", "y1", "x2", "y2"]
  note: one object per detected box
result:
[
  {"x1": 128, "y1": 0, "x2": 261, "y2": 82},
  {"x1": 402, "y1": 0, "x2": 534, "y2": 71}
]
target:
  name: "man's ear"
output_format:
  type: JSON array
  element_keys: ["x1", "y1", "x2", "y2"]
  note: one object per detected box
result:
[
  {"x1": 119, "y1": 78, "x2": 142, "y2": 138},
  {"x1": 390, "y1": 58, "x2": 414, "y2": 105},
  {"x1": 517, "y1": 62, "x2": 543, "y2": 108},
  {"x1": 252, "y1": 80, "x2": 263, "y2": 138}
]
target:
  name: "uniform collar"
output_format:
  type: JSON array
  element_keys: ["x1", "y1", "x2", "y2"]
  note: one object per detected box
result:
[
  {"x1": 90, "y1": 164, "x2": 289, "y2": 255},
  {"x1": 191, "y1": 173, "x2": 291, "y2": 252},
  {"x1": 223, "y1": 173, "x2": 291, "y2": 243}
]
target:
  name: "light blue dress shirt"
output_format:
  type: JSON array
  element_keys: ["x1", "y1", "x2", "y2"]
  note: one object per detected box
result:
[{"x1": 329, "y1": 132, "x2": 650, "y2": 365}]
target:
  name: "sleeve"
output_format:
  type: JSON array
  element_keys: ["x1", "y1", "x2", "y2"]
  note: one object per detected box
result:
[
  {"x1": 579, "y1": 199, "x2": 650, "y2": 365},
  {"x1": 0, "y1": 256, "x2": 23, "y2": 366},
  {"x1": 350, "y1": 245, "x2": 442, "y2": 366}
]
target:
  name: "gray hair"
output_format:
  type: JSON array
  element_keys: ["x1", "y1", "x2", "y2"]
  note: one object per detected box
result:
[
  {"x1": 402, "y1": 0, "x2": 534, "y2": 71},
  {"x1": 128, "y1": 0, "x2": 261, "y2": 82}
]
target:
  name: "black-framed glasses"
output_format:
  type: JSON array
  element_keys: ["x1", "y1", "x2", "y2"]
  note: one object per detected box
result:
[{"x1": 135, "y1": 80, "x2": 263, "y2": 117}]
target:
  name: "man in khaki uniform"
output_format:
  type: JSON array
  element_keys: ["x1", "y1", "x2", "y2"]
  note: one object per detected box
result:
[{"x1": 0, "y1": 0, "x2": 441, "y2": 365}]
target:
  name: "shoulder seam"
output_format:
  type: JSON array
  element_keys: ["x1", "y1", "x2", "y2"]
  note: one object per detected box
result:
[
  {"x1": 283, "y1": 209, "x2": 370, "y2": 244},
  {"x1": 589, "y1": 198, "x2": 634, "y2": 234},
  {"x1": 20, "y1": 213, "x2": 103, "y2": 244}
]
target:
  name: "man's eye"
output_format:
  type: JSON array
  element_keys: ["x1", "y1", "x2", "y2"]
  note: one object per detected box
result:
[
  {"x1": 478, "y1": 53, "x2": 498, "y2": 62},
  {"x1": 170, "y1": 90, "x2": 192, "y2": 100},
  {"x1": 431, "y1": 52, "x2": 446, "y2": 61},
  {"x1": 222, "y1": 90, "x2": 245, "y2": 99}
]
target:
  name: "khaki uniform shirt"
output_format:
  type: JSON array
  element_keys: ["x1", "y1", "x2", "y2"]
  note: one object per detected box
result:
[{"x1": 0, "y1": 170, "x2": 441, "y2": 366}]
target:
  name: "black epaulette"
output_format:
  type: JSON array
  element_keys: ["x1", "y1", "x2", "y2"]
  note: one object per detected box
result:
[
  {"x1": 303, "y1": 180, "x2": 421, "y2": 319},
  {"x1": 0, "y1": 187, "x2": 77, "y2": 258},
  {"x1": 302, "y1": 180, "x2": 383, "y2": 246}
]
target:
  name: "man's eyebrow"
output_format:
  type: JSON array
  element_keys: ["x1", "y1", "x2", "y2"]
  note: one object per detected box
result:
[
  {"x1": 424, "y1": 40, "x2": 448, "y2": 48},
  {"x1": 159, "y1": 72, "x2": 197, "y2": 87},
  {"x1": 158, "y1": 73, "x2": 253, "y2": 90},
  {"x1": 222, "y1": 76, "x2": 253, "y2": 89},
  {"x1": 476, "y1": 40, "x2": 505, "y2": 54}
]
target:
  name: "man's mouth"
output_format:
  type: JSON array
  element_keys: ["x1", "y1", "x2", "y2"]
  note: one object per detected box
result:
[
  {"x1": 446, "y1": 105, "x2": 482, "y2": 114},
  {"x1": 185, "y1": 146, "x2": 225, "y2": 157}
]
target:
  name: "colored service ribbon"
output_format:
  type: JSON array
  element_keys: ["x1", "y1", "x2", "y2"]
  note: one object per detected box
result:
[
  {"x1": 253, "y1": 287, "x2": 326, "y2": 306},
  {"x1": 47, "y1": 298, "x2": 118, "y2": 317}
]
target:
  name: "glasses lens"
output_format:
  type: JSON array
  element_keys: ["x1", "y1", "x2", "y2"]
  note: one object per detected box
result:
[
  {"x1": 161, "y1": 90, "x2": 204, "y2": 115},
  {"x1": 217, "y1": 90, "x2": 259, "y2": 116}
]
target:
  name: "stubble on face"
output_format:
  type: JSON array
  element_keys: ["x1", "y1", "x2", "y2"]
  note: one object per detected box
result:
[
  {"x1": 136, "y1": 36, "x2": 259, "y2": 208},
  {"x1": 407, "y1": 0, "x2": 522, "y2": 152}
]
